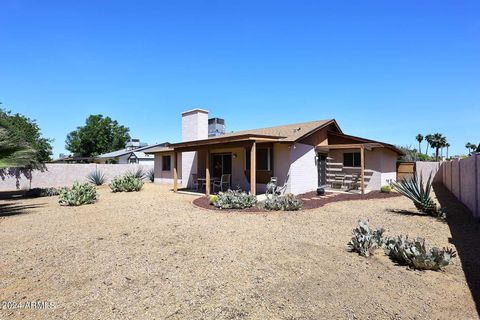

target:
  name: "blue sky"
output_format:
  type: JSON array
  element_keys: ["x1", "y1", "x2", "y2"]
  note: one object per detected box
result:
[{"x1": 1, "y1": 0, "x2": 479, "y2": 157}]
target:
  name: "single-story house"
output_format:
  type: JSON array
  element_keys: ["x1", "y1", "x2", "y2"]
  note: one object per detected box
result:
[
  {"x1": 146, "y1": 109, "x2": 404, "y2": 195},
  {"x1": 96, "y1": 142, "x2": 170, "y2": 165}
]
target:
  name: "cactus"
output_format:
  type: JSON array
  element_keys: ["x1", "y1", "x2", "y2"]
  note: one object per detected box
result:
[
  {"x1": 392, "y1": 173, "x2": 441, "y2": 217},
  {"x1": 213, "y1": 189, "x2": 257, "y2": 209},
  {"x1": 384, "y1": 235, "x2": 456, "y2": 270},
  {"x1": 59, "y1": 182, "x2": 97, "y2": 206},
  {"x1": 264, "y1": 193, "x2": 302, "y2": 211},
  {"x1": 348, "y1": 220, "x2": 385, "y2": 257},
  {"x1": 109, "y1": 175, "x2": 144, "y2": 192}
]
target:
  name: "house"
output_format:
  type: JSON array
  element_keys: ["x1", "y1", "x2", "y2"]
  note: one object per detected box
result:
[
  {"x1": 95, "y1": 139, "x2": 170, "y2": 165},
  {"x1": 145, "y1": 109, "x2": 403, "y2": 195}
]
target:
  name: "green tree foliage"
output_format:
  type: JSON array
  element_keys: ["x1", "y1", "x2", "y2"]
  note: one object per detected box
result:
[
  {"x1": 65, "y1": 115, "x2": 130, "y2": 157},
  {"x1": 0, "y1": 118, "x2": 37, "y2": 168},
  {"x1": 415, "y1": 134, "x2": 423, "y2": 154},
  {"x1": 0, "y1": 107, "x2": 53, "y2": 162}
]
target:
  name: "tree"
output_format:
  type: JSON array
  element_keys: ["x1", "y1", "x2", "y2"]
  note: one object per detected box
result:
[
  {"x1": 66, "y1": 115, "x2": 130, "y2": 157},
  {"x1": 425, "y1": 134, "x2": 433, "y2": 156},
  {"x1": 429, "y1": 133, "x2": 447, "y2": 161},
  {"x1": 466, "y1": 142, "x2": 472, "y2": 154},
  {"x1": 0, "y1": 106, "x2": 53, "y2": 162},
  {"x1": 0, "y1": 118, "x2": 37, "y2": 168},
  {"x1": 445, "y1": 143, "x2": 450, "y2": 159},
  {"x1": 465, "y1": 142, "x2": 477, "y2": 155},
  {"x1": 416, "y1": 134, "x2": 424, "y2": 154},
  {"x1": 477, "y1": 144, "x2": 480, "y2": 153}
]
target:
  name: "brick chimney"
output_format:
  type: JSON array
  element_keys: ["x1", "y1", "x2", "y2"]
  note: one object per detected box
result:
[{"x1": 181, "y1": 109, "x2": 208, "y2": 187}]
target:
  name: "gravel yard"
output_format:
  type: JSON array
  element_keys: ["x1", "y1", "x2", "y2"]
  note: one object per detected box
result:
[{"x1": 0, "y1": 183, "x2": 478, "y2": 319}]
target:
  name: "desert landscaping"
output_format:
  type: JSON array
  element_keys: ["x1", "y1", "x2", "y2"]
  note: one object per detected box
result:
[{"x1": 1, "y1": 183, "x2": 478, "y2": 319}]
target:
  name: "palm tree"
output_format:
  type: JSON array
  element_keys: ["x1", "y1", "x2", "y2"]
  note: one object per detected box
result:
[
  {"x1": 430, "y1": 133, "x2": 446, "y2": 161},
  {"x1": 472, "y1": 144, "x2": 478, "y2": 154},
  {"x1": 425, "y1": 134, "x2": 433, "y2": 157},
  {"x1": 466, "y1": 142, "x2": 472, "y2": 154},
  {"x1": 445, "y1": 143, "x2": 450, "y2": 159},
  {"x1": 0, "y1": 118, "x2": 36, "y2": 168},
  {"x1": 416, "y1": 134, "x2": 423, "y2": 154}
]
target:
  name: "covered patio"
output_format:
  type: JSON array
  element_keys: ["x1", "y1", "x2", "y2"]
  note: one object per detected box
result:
[{"x1": 169, "y1": 134, "x2": 284, "y2": 196}]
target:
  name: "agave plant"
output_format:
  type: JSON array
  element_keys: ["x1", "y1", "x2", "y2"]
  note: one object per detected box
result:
[
  {"x1": 348, "y1": 219, "x2": 385, "y2": 257},
  {"x1": 147, "y1": 168, "x2": 155, "y2": 182},
  {"x1": 126, "y1": 168, "x2": 146, "y2": 180},
  {"x1": 87, "y1": 168, "x2": 106, "y2": 186},
  {"x1": 384, "y1": 235, "x2": 456, "y2": 271},
  {"x1": 392, "y1": 173, "x2": 441, "y2": 217}
]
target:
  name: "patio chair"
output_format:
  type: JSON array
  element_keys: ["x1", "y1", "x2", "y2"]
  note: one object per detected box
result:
[
  {"x1": 191, "y1": 174, "x2": 200, "y2": 191},
  {"x1": 331, "y1": 174, "x2": 345, "y2": 189},
  {"x1": 213, "y1": 174, "x2": 231, "y2": 193},
  {"x1": 349, "y1": 174, "x2": 360, "y2": 190}
]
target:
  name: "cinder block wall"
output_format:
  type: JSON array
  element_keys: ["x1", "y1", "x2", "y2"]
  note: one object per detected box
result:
[
  {"x1": 439, "y1": 154, "x2": 480, "y2": 219},
  {"x1": 0, "y1": 164, "x2": 152, "y2": 191}
]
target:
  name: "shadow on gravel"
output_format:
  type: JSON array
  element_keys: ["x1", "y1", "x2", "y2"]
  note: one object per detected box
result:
[
  {"x1": 433, "y1": 183, "x2": 480, "y2": 317},
  {"x1": 0, "y1": 202, "x2": 45, "y2": 217}
]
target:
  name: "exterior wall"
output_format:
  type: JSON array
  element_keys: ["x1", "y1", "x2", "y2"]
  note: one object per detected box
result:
[
  {"x1": 288, "y1": 143, "x2": 318, "y2": 194},
  {"x1": 208, "y1": 147, "x2": 250, "y2": 191},
  {"x1": 0, "y1": 164, "x2": 152, "y2": 191},
  {"x1": 181, "y1": 109, "x2": 208, "y2": 188},
  {"x1": 380, "y1": 149, "x2": 398, "y2": 186},
  {"x1": 415, "y1": 161, "x2": 441, "y2": 183},
  {"x1": 273, "y1": 143, "x2": 292, "y2": 193},
  {"x1": 153, "y1": 152, "x2": 182, "y2": 185},
  {"x1": 440, "y1": 154, "x2": 480, "y2": 219},
  {"x1": 327, "y1": 148, "x2": 396, "y2": 191}
]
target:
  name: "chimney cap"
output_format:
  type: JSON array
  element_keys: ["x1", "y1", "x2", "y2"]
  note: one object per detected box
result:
[{"x1": 182, "y1": 108, "x2": 209, "y2": 116}]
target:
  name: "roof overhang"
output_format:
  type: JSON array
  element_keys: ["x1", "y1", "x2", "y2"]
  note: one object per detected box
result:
[
  {"x1": 326, "y1": 131, "x2": 405, "y2": 155},
  {"x1": 168, "y1": 134, "x2": 284, "y2": 152}
]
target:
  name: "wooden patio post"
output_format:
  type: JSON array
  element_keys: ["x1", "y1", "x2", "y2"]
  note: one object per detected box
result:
[
  {"x1": 206, "y1": 150, "x2": 211, "y2": 196},
  {"x1": 360, "y1": 145, "x2": 365, "y2": 195},
  {"x1": 250, "y1": 141, "x2": 256, "y2": 195},
  {"x1": 173, "y1": 152, "x2": 178, "y2": 192}
]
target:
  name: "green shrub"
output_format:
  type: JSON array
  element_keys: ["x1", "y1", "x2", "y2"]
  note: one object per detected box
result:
[
  {"x1": 26, "y1": 187, "x2": 62, "y2": 197},
  {"x1": 348, "y1": 220, "x2": 385, "y2": 257},
  {"x1": 59, "y1": 182, "x2": 97, "y2": 206},
  {"x1": 213, "y1": 189, "x2": 257, "y2": 209},
  {"x1": 126, "y1": 168, "x2": 146, "y2": 180},
  {"x1": 109, "y1": 175, "x2": 144, "y2": 192},
  {"x1": 87, "y1": 169, "x2": 106, "y2": 186},
  {"x1": 209, "y1": 195, "x2": 218, "y2": 204},
  {"x1": 392, "y1": 173, "x2": 442, "y2": 217},
  {"x1": 264, "y1": 193, "x2": 302, "y2": 211},
  {"x1": 384, "y1": 235, "x2": 456, "y2": 270},
  {"x1": 380, "y1": 185, "x2": 391, "y2": 193},
  {"x1": 147, "y1": 168, "x2": 155, "y2": 182}
]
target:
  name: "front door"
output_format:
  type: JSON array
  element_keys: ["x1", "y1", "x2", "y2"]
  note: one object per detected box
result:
[
  {"x1": 212, "y1": 153, "x2": 232, "y2": 179},
  {"x1": 317, "y1": 153, "x2": 327, "y2": 187}
]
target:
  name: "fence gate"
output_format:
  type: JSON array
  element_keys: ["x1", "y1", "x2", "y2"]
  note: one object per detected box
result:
[{"x1": 397, "y1": 162, "x2": 415, "y2": 181}]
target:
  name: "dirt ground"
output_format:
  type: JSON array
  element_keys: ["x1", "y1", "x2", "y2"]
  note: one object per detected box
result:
[{"x1": 0, "y1": 183, "x2": 478, "y2": 320}]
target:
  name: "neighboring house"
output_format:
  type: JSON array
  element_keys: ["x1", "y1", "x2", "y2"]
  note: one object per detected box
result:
[
  {"x1": 96, "y1": 140, "x2": 170, "y2": 165},
  {"x1": 146, "y1": 109, "x2": 404, "y2": 195}
]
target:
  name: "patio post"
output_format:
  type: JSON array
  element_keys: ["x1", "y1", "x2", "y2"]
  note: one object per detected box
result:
[
  {"x1": 173, "y1": 151, "x2": 178, "y2": 192},
  {"x1": 206, "y1": 150, "x2": 211, "y2": 196},
  {"x1": 360, "y1": 145, "x2": 365, "y2": 194},
  {"x1": 250, "y1": 141, "x2": 256, "y2": 195}
]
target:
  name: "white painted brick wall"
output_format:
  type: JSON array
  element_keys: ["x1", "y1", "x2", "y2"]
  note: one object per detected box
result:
[{"x1": 181, "y1": 109, "x2": 208, "y2": 188}]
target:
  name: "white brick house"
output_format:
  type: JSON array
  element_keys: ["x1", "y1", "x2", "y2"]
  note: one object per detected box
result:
[{"x1": 146, "y1": 109, "x2": 404, "y2": 195}]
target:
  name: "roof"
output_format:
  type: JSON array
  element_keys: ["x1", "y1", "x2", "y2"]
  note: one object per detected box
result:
[
  {"x1": 96, "y1": 142, "x2": 170, "y2": 159},
  {"x1": 157, "y1": 119, "x2": 340, "y2": 151},
  {"x1": 326, "y1": 131, "x2": 405, "y2": 155},
  {"x1": 209, "y1": 119, "x2": 337, "y2": 142}
]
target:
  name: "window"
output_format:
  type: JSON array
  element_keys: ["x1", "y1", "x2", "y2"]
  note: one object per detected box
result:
[
  {"x1": 162, "y1": 155, "x2": 171, "y2": 171},
  {"x1": 246, "y1": 147, "x2": 273, "y2": 171},
  {"x1": 343, "y1": 152, "x2": 361, "y2": 167}
]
